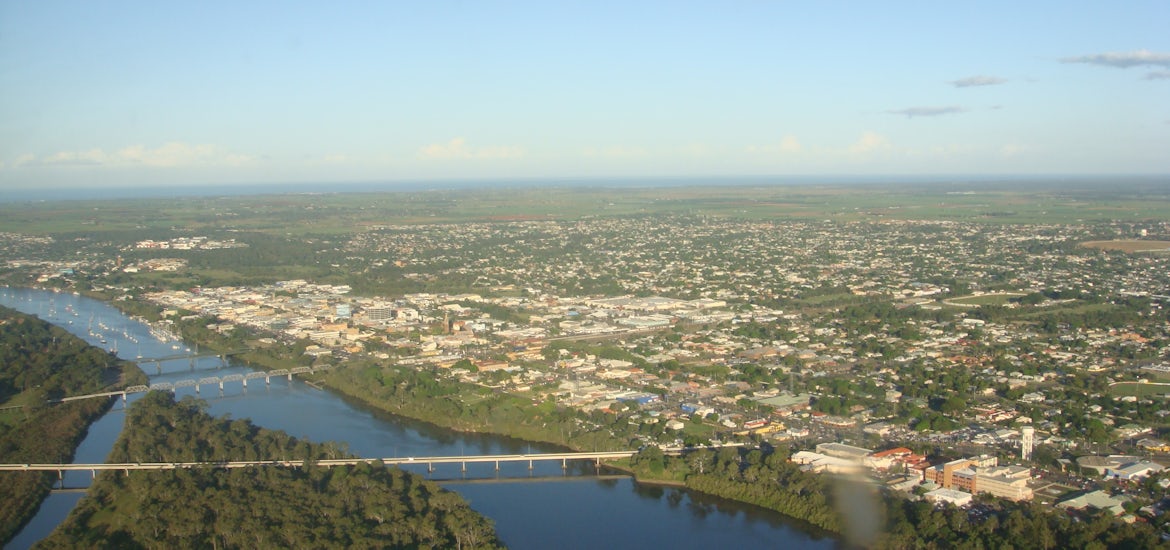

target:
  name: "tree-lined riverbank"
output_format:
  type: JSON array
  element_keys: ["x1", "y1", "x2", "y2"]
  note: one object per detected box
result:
[
  {"x1": 0, "y1": 305, "x2": 143, "y2": 546},
  {"x1": 39, "y1": 392, "x2": 501, "y2": 549}
]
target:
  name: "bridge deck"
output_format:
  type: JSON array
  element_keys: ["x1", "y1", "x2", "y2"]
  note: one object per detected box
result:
[
  {"x1": 0, "y1": 451, "x2": 643, "y2": 472},
  {"x1": 48, "y1": 364, "x2": 335, "y2": 404},
  {"x1": 136, "y1": 349, "x2": 250, "y2": 363}
]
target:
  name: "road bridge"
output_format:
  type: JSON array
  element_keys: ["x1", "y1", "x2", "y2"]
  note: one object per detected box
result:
[
  {"x1": 135, "y1": 348, "x2": 252, "y2": 374},
  {"x1": 1, "y1": 451, "x2": 637, "y2": 484},
  {"x1": 50, "y1": 365, "x2": 334, "y2": 404},
  {"x1": 437, "y1": 474, "x2": 631, "y2": 485},
  {"x1": 0, "y1": 446, "x2": 740, "y2": 480}
]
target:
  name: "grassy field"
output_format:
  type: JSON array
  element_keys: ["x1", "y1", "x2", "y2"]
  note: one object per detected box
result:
[
  {"x1": 4, "y1": 181, "x2": 1170, "y2": 237},
  {"x1": 1081, "y1": 240, "x2": 1170, "y2": 253},
  {"x1": 1013, "y1": 302, "x2": 1115, "y2": 319},
  {"x1": 681, "y1": 420, "x2": 717, "y2": 439},
  {"x1": 792, "y1": 292, "x2": 860, "y2": 306},
  {"x1": 1109, "y1": 382, "x2": 1170, "y2": 398},
  {"x1": 945, "y1": 293, "x2": 1025, "y2": 307}
]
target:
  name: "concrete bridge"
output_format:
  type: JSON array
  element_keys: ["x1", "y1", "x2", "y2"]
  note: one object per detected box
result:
[
  {"x1": 135, "y1": 348, "x2": 251, "y2": 374},
  {"x1": 0, "y1": 446, "x2": 740, "y2": 480},
  {"x1": 51, "y1": 364, "x2": 334, "y2": 404},
  {"x1": 1, "y1": 450, "x2": 642, "y2": 481}
]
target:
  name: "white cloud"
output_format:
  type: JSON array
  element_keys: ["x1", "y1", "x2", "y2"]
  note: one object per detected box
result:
[
  {"x1": 1144, "y1": 70, "x2": 1170, "y2": 80},
  {"x1": 678, "y1": 143, "x2": 714, "y2": 157},
  {"x1": 35, "y1": 149, "x2": 107, "y2": 166},
  {"x1": 10, "y1": 143, "x2": 252, "y2": 169},
  {"x1": 418, "y1": 137, "x2": 524, "y2": 160},
  {"x1": 999, "y1": 144, "x2": 1030, "y2": 157},
  {"x1": 887, "y1": 106, "x2": 967, "y2": 118},
  {"x1": 117, "y1": 143, "x2": 251, "y2": 167},
  {"x1": 581, "y1": 146, "x2": 649, "y2": 159},
  {"x1": 1061, "y1": 49, "x2": 1170, "y2": 69},
  {"x1": 13, "y1": 153, "x2": 35, "y2": 166},
  {"x1": 848, "y1": 132, "x2": 891, "y2": 154},
  {"x1": 747, "y1": 136, "x2": 803, "y2": 155},
  {"x1": 950, "y1": 75, "x2": 1007, "y2": 88}
]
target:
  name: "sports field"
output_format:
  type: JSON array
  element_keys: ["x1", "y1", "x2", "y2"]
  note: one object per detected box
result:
[
  {"x1": 944, "y1": 292, "x2": 1025, "y2": 307},
  {"x1": 1081, "y1": 240, "x2": 1170, "y2": 253},
  {"x1": 1109, "y1": 381, "x2": 1170, "y2": 398}
]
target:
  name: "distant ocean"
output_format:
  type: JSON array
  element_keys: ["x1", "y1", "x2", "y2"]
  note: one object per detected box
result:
[{"x1": 1, "y1": 174, "x2": 1166, "y2": 202}]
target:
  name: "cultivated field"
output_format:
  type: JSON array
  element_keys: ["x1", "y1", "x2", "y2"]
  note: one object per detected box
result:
[{"x1": 4, "y1": 179, "x2": 1170, "y2": 236}]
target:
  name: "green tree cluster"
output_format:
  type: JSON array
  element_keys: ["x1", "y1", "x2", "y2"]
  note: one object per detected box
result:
[
  {"x1": 0, "y1": 306, "x2": 137, "y2": 545},
  {"x1": 632, "y1": 445, "x2": 1163, "y2": 549},
  {"x1": 41, "y1": 392, "x2": 501, "y2": 549}
]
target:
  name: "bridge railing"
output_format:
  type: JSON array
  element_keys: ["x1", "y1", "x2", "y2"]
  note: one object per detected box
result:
[
  {"x1": 46, "y1": 363, "x2": 339, "y2": 403},
  {"x1": 0, "y1": 446, "x2": 741, "y2": 473}
]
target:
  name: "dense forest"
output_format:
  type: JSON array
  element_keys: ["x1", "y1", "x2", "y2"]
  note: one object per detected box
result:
[
  {"x1": 39, "y1": 392, "x2": 501, "y2": 549},
  {"x1": 0, "y1": 305, "x2": 141, "y2": 545},
  {"x1": 628, "y1": 446, "x2": 1166, "y2": 549}
]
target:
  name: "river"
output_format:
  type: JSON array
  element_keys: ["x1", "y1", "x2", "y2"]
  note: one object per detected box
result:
[{"x1": 1, "y1": 288, "x2": 836, "y2": 549}]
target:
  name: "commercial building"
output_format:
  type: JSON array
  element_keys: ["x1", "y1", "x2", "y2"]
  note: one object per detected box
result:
[
  {"x1": 924, "y1": 488, "x2": 973, "y2": 507},
  {"x1": 364, "y1": 303, "x2": 394, "y2": 322},
  {"x1": 923, "y1": 455, "x2": 1033, "y2": 501},
  {"x1": 1057, "y1": 490, "x2": 1130, "y2": 516},
  {"x1": 1105, "y1": 460, "x2": 1164, "y2": 481},
  {"x1": 923, "y1": 455, "x2": 996, "y2": 488},
  {"x1": 791, "y1": 451, "x2": 862, "y2": 474},
  {"x1": 815, "y1": 442, "x2": 873, "y2": 461}
]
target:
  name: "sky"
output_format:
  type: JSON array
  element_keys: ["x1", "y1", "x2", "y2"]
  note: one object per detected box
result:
[{"x1": 1, "y1": 1, "x2": 1168, "y2": 190}]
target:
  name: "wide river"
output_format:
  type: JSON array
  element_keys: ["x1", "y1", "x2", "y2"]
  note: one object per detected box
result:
[{"x1": 2, "y1": 288, "x2": 836, "y2": 549}]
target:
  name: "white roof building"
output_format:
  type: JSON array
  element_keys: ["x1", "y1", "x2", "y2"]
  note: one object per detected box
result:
[
  {"x1": 924, "y1": 488, "x2": 973, "y2": 507},
  {"x1": 1106, "y1": 460, "x2": 1164, "y2": 481}
]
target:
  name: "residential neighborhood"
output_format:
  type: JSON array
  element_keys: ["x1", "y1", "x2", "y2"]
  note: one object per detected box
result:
[{"x1": 3, "y1": 190, "x2": 1170, "y2": 536}]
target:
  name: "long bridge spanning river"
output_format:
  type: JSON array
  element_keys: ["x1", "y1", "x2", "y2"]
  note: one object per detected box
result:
[
  {"x1": 136, "y1": 348, "x2": 249, "y2": 365},
  {"x1": 0, "y1": 448, "x2": 734, "y2": 478},
  {"x1": 135, "y1": 347, "x2": 251, "y2": 374},
  {"x1": 53, "y1": 364, "x2": 335, "y2": 404},
  {"x1": 4, "y1": 289, "x2": 825, "y2": 549},
  {"x1": 0, "y1": 447, "x2": 744, "y2": 482}
]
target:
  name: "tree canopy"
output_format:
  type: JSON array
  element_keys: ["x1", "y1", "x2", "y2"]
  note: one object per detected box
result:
[{"x1": 40, "y1": 392, "x2": 502, "y2": 549}]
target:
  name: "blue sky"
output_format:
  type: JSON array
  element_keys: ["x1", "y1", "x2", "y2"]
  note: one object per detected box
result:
[{"x1": 1, "y1": 1, "x2": 1167, "y2": 189}]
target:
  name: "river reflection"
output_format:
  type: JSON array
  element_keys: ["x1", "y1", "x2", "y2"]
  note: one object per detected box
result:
[{"x1": 1, "y1": 288, "x2": 837, "y2": 549}]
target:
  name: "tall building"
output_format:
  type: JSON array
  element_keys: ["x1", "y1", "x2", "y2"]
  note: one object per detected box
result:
[
  {"x1": 1021, "y1": 426, "x2": 1035, "y2": 461},
  {"x1": 364, "y1": 303, "x2": 394, "y2": 322}
]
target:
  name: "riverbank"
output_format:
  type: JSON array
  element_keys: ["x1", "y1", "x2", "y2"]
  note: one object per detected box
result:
[
  {"x1": 0, "y1": 305, "x2": 135, "y2": 546},
  {"x1": 95, "y1": 292, "x2": 846, "y2": 537},
  {"x1": 38, "y1": 392, "x2": 504, "y2": 549},
  {"x1": 1, "y1": 287, "x2": 843, "y2": 550},
  {"x1": 601, "y1": 461, "x2": 687, "y2": 488}
]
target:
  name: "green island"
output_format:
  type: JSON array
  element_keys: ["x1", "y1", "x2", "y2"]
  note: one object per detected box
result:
[
  {"x1": 37, "y1": 391, "x2": 501, "y2": 549},
  {"x1": 0, "y1": 306, "x2": 144, "y2": 543},
  {"x1": 4, "y1": 181, "x2": 1170, "y2": 547}
]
